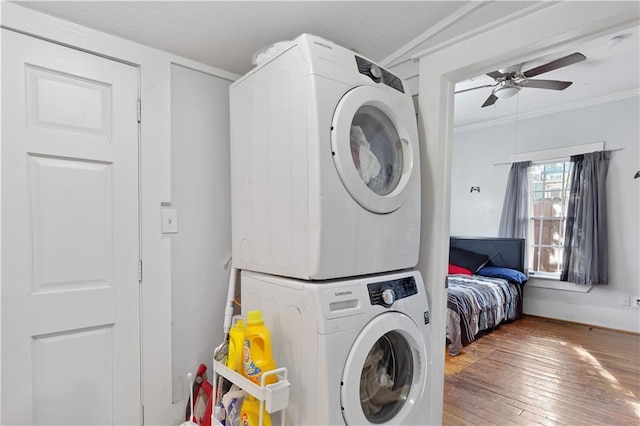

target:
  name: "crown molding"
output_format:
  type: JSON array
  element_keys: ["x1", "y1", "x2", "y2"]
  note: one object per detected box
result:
[
  {"x1": 410, "y1": 2, "x2": 553, "y2": 63},
  {"x1": 381, "y1": 1, "x2": 486, "y2": 68}
]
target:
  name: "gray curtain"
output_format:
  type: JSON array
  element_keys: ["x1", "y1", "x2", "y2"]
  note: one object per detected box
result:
[
  {"x1": 498, "y1": 161, "x2": 531, "y2": 239},
  {"x1": 561, "y1": 151, "x2": 610, "y2": 285}
]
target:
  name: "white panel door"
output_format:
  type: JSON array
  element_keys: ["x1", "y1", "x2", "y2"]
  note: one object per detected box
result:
[{"x1": 1, "y1": 29, "x2": 140, "y2": 425}]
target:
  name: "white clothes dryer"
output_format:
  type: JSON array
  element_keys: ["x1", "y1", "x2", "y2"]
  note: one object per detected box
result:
[
  {"x1": 230, "y1": 33, "x2": 421, "y2": 280},
  {"x1": 241, "y1": 269, "x2": 430, "y2": 425}
]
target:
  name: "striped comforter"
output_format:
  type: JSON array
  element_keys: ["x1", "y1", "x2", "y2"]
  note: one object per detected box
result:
[{"x1": 446, "y1": 274, "x2": 523, "y2": 356}]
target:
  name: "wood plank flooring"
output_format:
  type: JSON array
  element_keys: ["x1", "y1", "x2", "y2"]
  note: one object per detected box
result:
[{"x1": 443, "y1": 315, "x2": 640, "y2": 425}]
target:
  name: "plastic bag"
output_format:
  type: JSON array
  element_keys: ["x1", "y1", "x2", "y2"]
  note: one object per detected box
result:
[{"x1": 221, "y1": 385, "x2": 248, "y2": 426}]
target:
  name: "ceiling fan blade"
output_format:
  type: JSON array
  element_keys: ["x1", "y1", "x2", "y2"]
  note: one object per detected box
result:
[
  {"x1": 523, "y1": 52, "x2": 586, "y2": 78},
  {"x1": 520, "y1": 79, "x2": 573, "y2": 90},
  {"x1": 481, "y1": 94, "x2": 499, "y2": 108},
  {"x1": 486, "y1": 70, "x2": 504, "y2": 79},
  {"x1": 455, "y1": 84, "x2": 494, "y2": 94}
]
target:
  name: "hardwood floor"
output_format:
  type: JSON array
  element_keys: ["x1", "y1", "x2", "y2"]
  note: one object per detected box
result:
[{"x1": 443, "y1": 315, "x2": 640, "y2": 425}]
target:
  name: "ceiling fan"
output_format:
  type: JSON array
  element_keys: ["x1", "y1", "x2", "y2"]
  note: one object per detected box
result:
[{"x1": 456, "y1": 52, "x2": 587, "y2": 108}]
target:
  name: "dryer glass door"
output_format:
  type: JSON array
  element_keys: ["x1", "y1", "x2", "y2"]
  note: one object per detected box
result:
[
  {"x1": 350, "y1": 105, "x2": 403, "y2": 196},
  {"x1": 331, "y1": 86, "x2": 418, "y2": 214},
  {"x1": 341, "y1": 312, "x2": 427, "y2": 425}
]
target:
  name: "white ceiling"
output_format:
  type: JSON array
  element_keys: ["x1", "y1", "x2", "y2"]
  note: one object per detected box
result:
[
  {"x1": 10, "y1": 1, "x2": 640, "y2": 129},
  {"x1": 12, "y1": 0, "x2": 475, "y2": 75}
]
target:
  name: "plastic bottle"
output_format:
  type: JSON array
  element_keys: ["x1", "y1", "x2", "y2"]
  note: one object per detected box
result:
[
  {"x1": 227, "y1": 318, "x2": 245, "y2": 372},
  {"x1": 242, "y1": 310, "x2": 277, "y2": 386},
  {"x1": 239, "y1": 396, "x2": 272, "y2": 426}
]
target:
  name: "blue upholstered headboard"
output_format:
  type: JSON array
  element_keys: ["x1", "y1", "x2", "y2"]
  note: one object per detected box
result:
[{"x1": 449, "y1": 237, "x2": 526, "y2": 273}]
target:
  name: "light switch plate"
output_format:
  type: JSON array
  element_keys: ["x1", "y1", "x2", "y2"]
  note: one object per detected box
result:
[{"x1": 161, "y1": 208, "x2": 178, "y2": 234}]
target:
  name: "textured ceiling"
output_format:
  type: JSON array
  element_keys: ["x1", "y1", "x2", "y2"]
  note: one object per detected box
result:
[{"x1": 14, "y1": 1, "x2": 469, "y2": 76}]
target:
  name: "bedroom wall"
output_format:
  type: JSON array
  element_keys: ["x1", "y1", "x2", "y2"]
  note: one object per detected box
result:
[{"x1": 450, "y1": 96, "x2": 640, "y2": 333}]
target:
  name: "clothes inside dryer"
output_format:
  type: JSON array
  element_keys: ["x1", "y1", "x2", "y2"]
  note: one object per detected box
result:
[
  {"x1": 350, "y1": 125, "x2": 381, "y2": 185},
  {"x1": 350, "y1": 105, "x2": 404, "y2": 196},
  {"x1": 360, "y1": 330, "x2": 414, "y2": 423}
]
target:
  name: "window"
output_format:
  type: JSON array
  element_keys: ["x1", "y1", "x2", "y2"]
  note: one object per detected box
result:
[{"x1": 527, "y1": 161, "x2": 573, "y2": 277}]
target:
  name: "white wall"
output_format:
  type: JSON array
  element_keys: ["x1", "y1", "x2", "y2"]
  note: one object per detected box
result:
[
  {"x1": 449, "y1": 124, "x2": 512, "y2": 237},
  {"x1": 169, "y1": 65, "x2": 232, "y2": 402},
  {"x1": 451, "y1": 97, "x2": 640, "y2": 332}
]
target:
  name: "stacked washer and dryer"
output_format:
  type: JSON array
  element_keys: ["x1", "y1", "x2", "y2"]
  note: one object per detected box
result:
[{"x1": 230, "y1": 33, "x2": 430, "y2": 425}]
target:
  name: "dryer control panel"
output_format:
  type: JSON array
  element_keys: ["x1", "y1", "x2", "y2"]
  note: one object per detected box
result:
[
  {"x1": 367, "y1": 276, "x2": 418, "y2": 307},
  {"x1": 355, "y1": 56, "x2": 405, "y2": 93}
]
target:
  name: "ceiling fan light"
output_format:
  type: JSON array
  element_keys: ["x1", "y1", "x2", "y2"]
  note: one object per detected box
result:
[{"x1": 495, "y1": 85, "x2": 521, "y2": 99}]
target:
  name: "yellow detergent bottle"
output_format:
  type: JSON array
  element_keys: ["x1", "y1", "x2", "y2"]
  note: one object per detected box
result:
[
  {"x1": 242, "y1": 310, "x2": 277, "y2": 386},
  {"x1": 227, "y1": 318, "x2": 245, "y2": 372},
  {"x1": 239, "y1": 396, "x2": 272, "y2": 426}
]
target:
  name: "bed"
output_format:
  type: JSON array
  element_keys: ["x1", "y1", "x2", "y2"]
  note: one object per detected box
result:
[{"x1": 446, "y1": 237, "x2": 528, "y2": 356}]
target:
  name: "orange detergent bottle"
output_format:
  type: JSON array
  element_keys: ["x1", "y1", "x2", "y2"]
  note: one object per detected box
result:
[{"x1": 242, "y1": 310, "x2": 277, "y2": 386}]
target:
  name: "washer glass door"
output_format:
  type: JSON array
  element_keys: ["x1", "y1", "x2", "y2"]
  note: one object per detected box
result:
[
  {"x1": 341, "y1": 312, "x2": 427, "y2": 424},
  {"x1": 331, "y1": 86, "x2": 418, "y2": 214}
]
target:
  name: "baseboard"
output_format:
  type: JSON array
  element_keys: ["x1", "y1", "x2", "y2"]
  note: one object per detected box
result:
[
  {"x1": 171, "y1": 400, "x2": 187, "y2": 425},
  {"x1": 523, "y1": 314, "x2": 640, "y2": 336},
  {"x1": 524, "y1": 297, "x2": 640, "y2": 334}
]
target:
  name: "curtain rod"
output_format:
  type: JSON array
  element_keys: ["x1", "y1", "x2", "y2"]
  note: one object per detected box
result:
[
  {"x1": 491, "y1": 142, "x2": 625, "y2": 166},
  {"x1": 493, "y1": 147, "x2": 624, "y2": 166}
]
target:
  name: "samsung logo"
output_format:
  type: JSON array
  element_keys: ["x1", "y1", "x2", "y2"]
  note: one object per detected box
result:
[
  {"x1": 335, "y1": 290, "x2": 352, "y2": 297},
  {"x1": 314, "y1": 40, "x2": 333, "y2": 50}
]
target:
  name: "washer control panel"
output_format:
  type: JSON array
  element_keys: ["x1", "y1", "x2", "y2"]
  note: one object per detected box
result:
[
  {"x1": 355, "y1": 55, "x2": 405, "y2": 93},
  {"x1": 367, "y1": 276, "x2": 418, "y2": 307}
]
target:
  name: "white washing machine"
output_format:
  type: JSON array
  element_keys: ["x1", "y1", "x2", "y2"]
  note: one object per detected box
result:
[
  {"x1": 241, "y1": 269, "x2": 430, "y2": 425},
  {"x1": 230, "y1": 33, "x2": 421, "y2": 280}
]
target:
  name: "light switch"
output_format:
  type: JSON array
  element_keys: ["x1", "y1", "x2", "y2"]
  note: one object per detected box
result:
[{"x1": 161, "y1": 208, "x2": 178, "y2": 233}]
